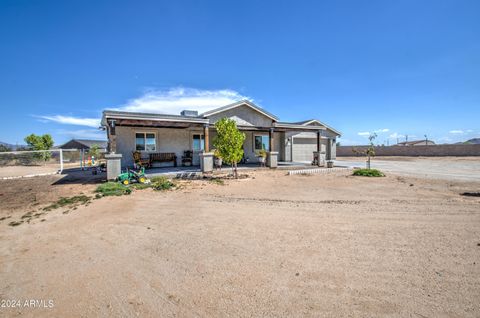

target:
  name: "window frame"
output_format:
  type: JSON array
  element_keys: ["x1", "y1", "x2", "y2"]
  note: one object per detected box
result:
[
  {"x1": 254, "y1": 134, "x2": 269, "y2": 151},
  {"x1": 192, "y1": 133, "x2": 205, "y2": 151},
  {"x1": 135, "y1": 132, "x2": 157, "y2": 152}
]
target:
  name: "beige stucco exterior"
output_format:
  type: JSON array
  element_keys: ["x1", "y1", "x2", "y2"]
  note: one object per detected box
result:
[{"x1": 103, "y1": 100, "x2": 340, "y2": 168}]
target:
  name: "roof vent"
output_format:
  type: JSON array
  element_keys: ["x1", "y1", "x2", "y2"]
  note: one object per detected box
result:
[{"x1": 180, "y1": 110, "x2": 199, "y2": 117}]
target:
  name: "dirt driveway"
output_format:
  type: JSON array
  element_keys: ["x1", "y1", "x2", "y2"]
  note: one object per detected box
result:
[
  {"x1": 336, "y1": 156, "x2": 480, "y2": 181},
  {"x1": 0, "y1": 169, "x2": 479, "y2": 317}
]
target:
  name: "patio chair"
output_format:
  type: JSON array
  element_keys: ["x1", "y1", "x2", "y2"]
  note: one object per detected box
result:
[
  {"x1": 132, "y1": 151, "x2": 150, "y2": 168},
  {"x1": 182, "y1": 150, "x2": 193, "y2": 166}
]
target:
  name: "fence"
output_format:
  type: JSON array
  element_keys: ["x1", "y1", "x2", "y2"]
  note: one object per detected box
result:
[
  {"x1": 337, "y1": 144, "x2": 480, "y2": 157},
  {"x1": 0, "y1": 149, "x2": 106, "y2": 179}
]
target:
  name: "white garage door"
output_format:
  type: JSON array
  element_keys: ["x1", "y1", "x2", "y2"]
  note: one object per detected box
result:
[{"x1": 292, "y1": 138, "x2": 316, "y2": 162}]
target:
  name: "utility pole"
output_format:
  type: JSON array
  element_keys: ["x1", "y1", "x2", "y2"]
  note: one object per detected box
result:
[{"x1": 424, "y1": 134, "x2": 428, "y2": 145}]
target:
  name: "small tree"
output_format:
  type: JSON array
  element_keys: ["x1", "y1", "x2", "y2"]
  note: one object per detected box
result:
[
  {"x1": 353, "y1": 133, "x2": 377, "y2": 169},
  {"x1": 88, "y1": 144, "x2": 101, "y2": 159},
  {"x1": 24, "y1": 134, "x2": 54, "y2": 163},
  {"x1": 213, "y1": 118, "x2": 246, "y2": 178}
]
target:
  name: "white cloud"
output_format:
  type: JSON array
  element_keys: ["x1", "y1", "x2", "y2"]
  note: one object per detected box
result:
[
  {"x1": 57, "y1": 129, "x2": 106, "y2": 140},
  {"x1": 466, "y1": 129, "x2": 474, "y2": 133},
  {"x1": 357, "y1": 128, "x2": 389, "y2": 137},
  {"x1": 114, "y1": 87, "x2": 251, "y2": 114},
  {"x1": 389, "y1": 132, "x2": 404, "y2": 139},
  {"x1": 449, "y1": 130, "x2": 464, "y2": 134},
  {"x1": 38, "y1": 115, "x2": 100, "y2": 128},
  {"x1": 37, "y1": 87, "x2": 249, "y2": 129}
]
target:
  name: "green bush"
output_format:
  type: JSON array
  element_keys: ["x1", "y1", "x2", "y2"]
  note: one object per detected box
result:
[
  {"x1": 95, "y1": 182, "x2": 132, "y2": 196},
  {"x1": 352, "y1": 169, "x2": 385, "y2": 177},
  {"x1": 43, "y1": 195, "x2": 91, "y2": 211},
  {"x1": 150, "y1": 176, "x2": 175, "y2": 191}
]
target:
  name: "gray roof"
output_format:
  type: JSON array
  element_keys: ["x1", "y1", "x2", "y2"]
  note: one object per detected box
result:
[
  {"x1": 287, "y1": 119, "x2": 342, "y2": 136},
  {"x1": 101, "y1": 101, "x2": 341, "y2": 136},
  {"x1": 102, "y1": 110, "x2": 209, "y2": 125},
  {"x1": 201, "y1": 100, "x2": 279, "y2": 121},
  {"x1": 59, "y1": 139, "x2": 107, "y2": 149}
]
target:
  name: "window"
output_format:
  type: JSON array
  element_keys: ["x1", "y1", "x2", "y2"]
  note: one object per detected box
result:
[
  {"x1": 192, "y1": 134, "x2": 205, "y2": 151},
  {"x1": 135, "y1": 133, "x2": 156, "y2": 151},
  {"x1": 254, "y1": 135, "x2": 269, "y2": 151}
]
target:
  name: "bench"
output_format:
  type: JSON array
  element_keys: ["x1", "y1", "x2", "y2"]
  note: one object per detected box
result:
[{"x1": 149, "y1": 152, "x2": 177, "y2": 167}]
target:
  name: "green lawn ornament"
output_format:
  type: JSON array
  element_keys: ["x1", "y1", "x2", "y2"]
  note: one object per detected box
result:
[{"x1": 116, "y1": 167, "x2": 148, "y2": 185}]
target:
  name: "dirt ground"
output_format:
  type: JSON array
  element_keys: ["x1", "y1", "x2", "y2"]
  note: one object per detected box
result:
[
  {"x1": 336, "y1": 156, "x2": 480, "y2": 181},
  {"x1": 0, "y1": 164, "x2": 479, "y2": 317}
]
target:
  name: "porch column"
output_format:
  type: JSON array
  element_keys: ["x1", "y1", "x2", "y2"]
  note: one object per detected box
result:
[
  {"x1": 203, "y1": 124, "x2": 210, "y2": 152},
  {"x1": 105, "y1": 120, "x2": 122, "y2": 179},
  {"x1": 313, "y1": 130, "x2": 321, "y2": 166},
  {"x1": 267, "y1": 128, "x2": 278, "y2": 168},
  {"x1": 108, "y1": 120, "x2": 117, "y2": 153},
  {"x1": 316, "y1": 130, "x2": 321, "y2": 152},
  {"x1": 200, "y1": 123, "x2": 213, "y2": 173},
  {"x1": 269, "y1": 128, "x2": 274, "y2": 152}
]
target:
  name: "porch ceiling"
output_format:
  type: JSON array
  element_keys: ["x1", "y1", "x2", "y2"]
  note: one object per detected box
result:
[{"x1": 113, "y1": 118, "x2": 205, "y2": 129}]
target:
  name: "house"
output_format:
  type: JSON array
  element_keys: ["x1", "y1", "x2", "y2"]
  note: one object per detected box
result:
[
  {"x1": 58, "y1": 139, "x2": 108, "y2": 150},
  {"x1": 100, "y1": 100, "x2": 341, "y2": 173},
  {"x1": 396, "y1": 140, "x2": 435, "y2": 146}
]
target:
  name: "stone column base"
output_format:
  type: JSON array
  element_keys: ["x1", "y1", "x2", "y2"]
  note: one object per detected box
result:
[
  {"x1": 105, "y1": 153, "x2": 122, "y2": 180},
  {"x1": 313, "y1": 151, "x2": 326, "y2": 167},
  {"x1": 267, "y1": 151, "x2": 278, "y2": 168},
  {"x1": 199, "y1": 152, "x2": 214, "y2": 173}
]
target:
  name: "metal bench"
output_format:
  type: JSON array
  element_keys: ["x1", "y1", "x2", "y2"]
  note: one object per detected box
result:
[{"x1": 149, "y1": 152, "x2": 177, "y2": 167}]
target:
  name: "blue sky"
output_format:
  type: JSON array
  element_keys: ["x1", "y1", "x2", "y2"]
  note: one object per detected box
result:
[{"x1": 1, "y1": 0, "x2": 479, "y2": 146}]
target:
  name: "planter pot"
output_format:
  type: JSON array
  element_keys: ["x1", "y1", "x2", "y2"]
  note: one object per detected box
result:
[
  {"x1": 258, "y1": 156, "x2": 266, "y2": 165},
  {"x1": 327, "y1": 160, "x2": 334, "y2": 168},
  {"x1": 214, "y1": 158, "x2": 222, "y2": 167}
]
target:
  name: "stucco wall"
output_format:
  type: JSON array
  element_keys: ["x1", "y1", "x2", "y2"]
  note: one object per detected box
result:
[
  {"x1": 115, "y1": 126, "x2": 204, "y2": 167},
  {"x1": 207, "y1": 105, "x2": 274, "y2": 127},
  {"x1": 337, "y1": 144, "x2": 480, "y2": 157}
]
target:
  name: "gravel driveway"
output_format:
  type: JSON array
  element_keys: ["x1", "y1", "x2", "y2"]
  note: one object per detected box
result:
[{"x1": 335, "y1": 156, "x2": 480, "y2": 181}]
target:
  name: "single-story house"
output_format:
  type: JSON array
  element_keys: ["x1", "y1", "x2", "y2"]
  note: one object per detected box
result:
[
  {"x1": 58, "y1": 139, "x2": 108, "y2": 150},
  {"x1": 100, "y1": 100, "x2": 341, "y2": 171},
  {"x1": 396, "y1": 140, "x2": 435, "y2": 146}
]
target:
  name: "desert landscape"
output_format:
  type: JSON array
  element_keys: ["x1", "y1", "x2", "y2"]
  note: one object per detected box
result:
[{"x1": 0, "y1": 158, "x2": 479, "y2": 317}]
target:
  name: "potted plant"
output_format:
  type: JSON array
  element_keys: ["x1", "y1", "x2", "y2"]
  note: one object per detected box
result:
[
  {"x1": 258, "y1": 149, "x2": 267, "y2": 166},
  {"x1": 213, "y1": 149, "x2": 222, "y2": 168}
]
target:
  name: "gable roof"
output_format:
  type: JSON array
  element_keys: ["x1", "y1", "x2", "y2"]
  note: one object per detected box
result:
[
  {"x1": 59, "y1": 139, "x2": 107, "y2": 149},
  {"x1": 201, "y1": 100, "x2": 279, "y2": 121},
  {"x1": 294, "y1": 119, "x2": 342, "y2": 136}
]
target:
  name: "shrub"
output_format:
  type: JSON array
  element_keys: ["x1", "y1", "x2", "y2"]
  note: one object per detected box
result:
[
  {"x1": 95, "y1": 182, "x2": 132, "y2": 196},
  {"x1": 150, "y1": 176, "x2": 175, "y2": 191},
  {"x1": 352, "y1": 169, "x2": 385, "y2": 177},
  {"x1": 209, "y1": 178, "x2": 225, "y2": 185},
  {"x1": 258, "y1": 148, "x2": 267, "y2": 158},
  {"x1": 43, "y1": 195, "x2": 91, "y2": 211}
]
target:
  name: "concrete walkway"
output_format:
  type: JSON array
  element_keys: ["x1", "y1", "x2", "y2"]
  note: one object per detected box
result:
[{"x1": 335, "y1": 157, "x2": 480, "y2": 181}]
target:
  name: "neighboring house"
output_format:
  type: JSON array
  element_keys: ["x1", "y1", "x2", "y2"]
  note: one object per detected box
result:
[
  {"x1": 101, "y1": 100, "x2": 341, "y2": 168},
  {"x1": 396, "y1": 140, "x2": 435, "y2": 146},
  {"x1": 58, "y1": 139, "x2": 107, "y2": 150}
]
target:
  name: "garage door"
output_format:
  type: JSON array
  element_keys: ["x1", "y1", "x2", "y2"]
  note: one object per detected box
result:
[{"x1": 292, "y1": 138, "x2": 316, "y2": 162}]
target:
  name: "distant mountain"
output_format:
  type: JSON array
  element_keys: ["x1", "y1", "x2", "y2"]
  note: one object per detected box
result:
[
  {"x1": 462, "y1": 138, "x2": 480, "y2": 145},
  {"x1": 0, "y1": 141, "x2": 27, "y2": 151}
]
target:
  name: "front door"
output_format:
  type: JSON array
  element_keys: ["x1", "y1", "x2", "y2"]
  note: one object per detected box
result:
[{"x1": 192, "y1": 134, "x2": 205, "y2": 165}]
